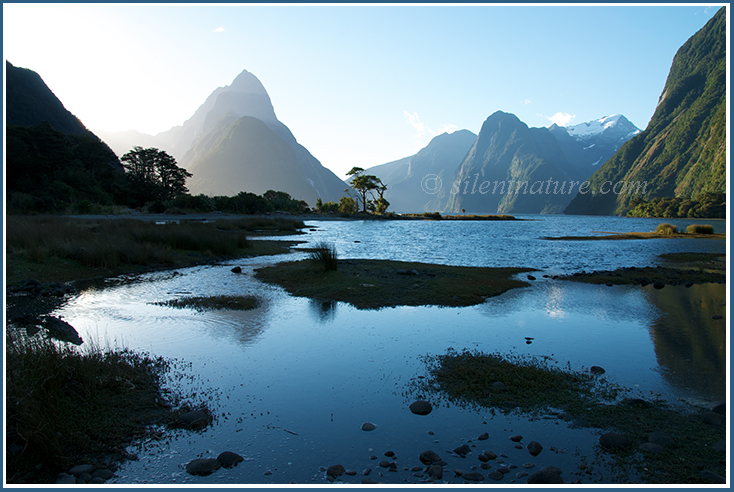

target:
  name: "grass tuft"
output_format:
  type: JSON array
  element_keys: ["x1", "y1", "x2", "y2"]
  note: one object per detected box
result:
[
  {"x1": 654, "y1": 223, "x2": 679, "y2": 234},
  {"x1": 307, "y1": 241, "x2": 338, "y2": 272},
  {"x1": 154, "y1": 294, "x2": 261, "y2": 311},
  {"x1": 686, "y1": 224, "x2": 715, "y2": 234}
]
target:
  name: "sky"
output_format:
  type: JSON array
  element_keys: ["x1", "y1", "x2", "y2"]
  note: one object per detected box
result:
[{"x1": 3, "y1": 3, "x2": 723, "y2": 179}]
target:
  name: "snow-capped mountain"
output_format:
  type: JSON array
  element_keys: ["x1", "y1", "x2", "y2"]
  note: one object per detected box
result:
[{"x1": 549, "y1": 114, "x2": 640, "y2": 178}]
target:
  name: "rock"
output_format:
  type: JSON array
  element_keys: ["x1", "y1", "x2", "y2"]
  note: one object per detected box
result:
[
  {"x1": 622, "y1": 398, "x2": 649, "y2": 407},
  {"x1": 42, "y1": 316, "x2": 83, "y2": 345},
  {"x1": 326, "y1": 465, "x2": 345, "y2": 478},
  {"x1": 410, "y1": 466, "x2": 423, "y2": 472},
  {"x1": 409, "y1": 400, "x2": 432, "y2": 415},
  {"x1": 217, "y1": 451, "x2": 244, "y2": 468},
  {"x1": 527, "y1": 466, "x2": 564, "y2": 484},
  {"x1": 478, "y1": 432, "x2": 489, "y2": 441},
  {"x1": 653, "y1": 281, "x2": 665, "y2": 289},
  {"x1": 178, "y1": 409, "x2": 211, "y2": 429},
  {"x1": 703, "y1": 411, "x2": 723, "y2": 425},
  {"x1": 590, "y1": 366, "x2": 605, "y2": 375},
  {"x1": 640, "y1": 443, "x2": 664, "y2": 454},
  {"x1": 428, "y1": 465, "x2": 443, "y2": 479},
  {"x1": 345, "y1": 470, "x2": 357, "y2": 476},
  {"x1": 91, "y1": 469, "x2": 114, "y2": 480},
  {"x1": 599, "y1": 432, "x2": 632, "y2": 450},
  {"x1": 498, "y1": 467, "x2": 511, "y2": 474},
  {"x1": 712, "y1": 314, "x2": 723, "y2": 320},
  {"x1": 78, "y1": 473, "x2": 92, "y2": 483},
  {"x1": 648, "y1": 431, "x2": 673, "y2": 447},
  {"x1": 516, "y1": 472, "x2": 529, "y2": 479},
  {"x1": 700, "y1": 470, "x2": 726, "y2": 483},
  {"x1": 487, "y1": 470, "x2": 504, "y2": 481},
  {"x1": 478, "y1": 453, "x2": 490, "y2": 463},
  {"x1": 453, "y1": 444, "x2": 471, "y2": 457},
  {"x1": 523, "y1": 463, "x2": 535, "y2": 469},
  {"x1": 384, "y1": 451, "x2": 395, "y2": 457},
  {"x1": 510, "y1": 435, "x2": 522, "y2": 442},
  {"x1": 527, "y1": 441, "x2": 543, "y2": 456},
  {"x1": 89, "y1": 478, "x2": 106, "y2": 484},
  {"x1": 480, "y1": 463, "x2": 492, "y2": 470},
  {"x1": 378, "y1": 460, "x2": 391, "y2": 468},
  {"x1": 419, "y1": 450, "x2": 442, "y2": 465},
  {"x1": 361, "y1": 478, "x2": 381, "y2": 484},
  {"x1": 684, "y1": 281, "x2": 694, "y2": 288},
  {"x1": 482, "y1": 451, "x2": 497, "y2": 460},
  {"x1": 56, "y1": 474, "x2": 77, "y2": 484},
  {"x1": 491, "y1": 381, "x2": 506, "y2": 391},
  {"x1": 361, "y1": 422, "x2": 377, "y2": 431},
  {"x1": 463, "y1": 471, "x2": 484, "y2": 481},
  {"x1": 362, "y1": 468, "x2": 372, "y2": 475},
  {"x1": 231, "y1": 266, "x2": 242, "y2": 274},
  {"x1": 527, "y1": 275, "x2": 536, "y2": 281},
  {"x1": 712, "y1": 403, "x2": 726, "y2": 415},
  {"x1": 186, "y1": 458, "x2": 221, "y2": 476},
  {"x1": 68, "y1": 464, "x2": 96, "y2": 477}
]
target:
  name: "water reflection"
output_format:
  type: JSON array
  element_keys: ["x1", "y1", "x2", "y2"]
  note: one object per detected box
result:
[
  {"x1": 308, "y1": 298, "x2": 338, "y2": 323},
  {"x1": 644, "y1": 283, "x2": 727, "y2": 404}
]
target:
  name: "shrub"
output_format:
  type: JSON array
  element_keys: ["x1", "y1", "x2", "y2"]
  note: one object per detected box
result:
[
  {"x1": 686, "y1": 224, "x2": 715, "y2": 234},
  {"x1": 655, "y1": 223, "x2": 678, "y2": 234},
  {"x1": 308, "y1": 241, "x2": 338, "y2": 272}
]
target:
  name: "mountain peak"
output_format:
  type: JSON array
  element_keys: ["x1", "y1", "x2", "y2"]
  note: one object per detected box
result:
[
  {"x1": 565, "y1": 114, "x2": 639, "y2": 138},
  {"x1": 228, "y1": 69, "x2": 269, "y2": 95}
]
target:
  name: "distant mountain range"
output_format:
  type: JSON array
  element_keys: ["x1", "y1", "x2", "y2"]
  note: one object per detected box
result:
[
  {"x1": 101, "y1": 69, "x2": 347, "y2": 206},
  {"x1": 565, "y1": 7, "x2": 726, "y2": 216},
  {"x1": 366, "y1": 112, "x2": 640, "y2": 214}
]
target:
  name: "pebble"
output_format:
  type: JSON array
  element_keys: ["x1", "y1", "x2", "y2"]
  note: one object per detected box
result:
[{"x1": 409, "y1": 400, "x2": 433, "y2": 415}]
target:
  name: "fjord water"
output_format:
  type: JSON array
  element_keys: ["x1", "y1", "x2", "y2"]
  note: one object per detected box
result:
[{"x1": 54, "y1": 215, "x2": 726, "y2": 484}]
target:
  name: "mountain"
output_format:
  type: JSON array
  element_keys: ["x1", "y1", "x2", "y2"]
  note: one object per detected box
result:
[
  {"x1": 102, "y1": 69, "x2": 347, "y2": 205},
  {"x1": 549, "y1": 114, "x2": 640, "y2": 180},
  {"x1": 366, "y1": 130, "x2": 477, "y2": 213},
  {"x1": 444, "y1": 111, "x2": 586, "y2": 214},
  {"x1": 5, "y1": 61, "x2": 125, "y2": 213},
  {"x1": 564, "y1": 7, "x2": 726, "y2": 216}
]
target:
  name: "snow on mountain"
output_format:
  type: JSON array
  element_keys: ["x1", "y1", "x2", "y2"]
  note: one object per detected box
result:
[{"x1": 565, "y1": 114, "x2": 634, "y2": 138}]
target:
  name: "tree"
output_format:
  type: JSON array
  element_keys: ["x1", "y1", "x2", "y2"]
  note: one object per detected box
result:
[
  {"x1": 121, "y1": 147, "x2": 192, "y2": 203},
  {"x1": 346, "y1": 166, "x2": 386, "y2": 213}
]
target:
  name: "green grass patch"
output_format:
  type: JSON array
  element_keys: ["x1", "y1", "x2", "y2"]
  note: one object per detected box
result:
[
  {"x1": 154, "y1": 294, "x2": 261, "y2": 311},
  {"x1": 686, "y1": 224, "x2": 715, "y2": 234},
  {"x1": 6, "y1": 337, "x2": 173, "y2": 483},
  {"x1": 654, "y1": 223, "x2": 679, "y2": 234},
  {"x1": 6, "y1": 215, "x2": 303, "y2": 284},
  {"x1": 415, "y1": 349, "x2": 727, "y2": 484},
  {"x1": 306, "y1": 241, "x2": 339, "y2": 272},
  {"x1": 255, "y1": 259, "x2": 532, "y2": 310}
]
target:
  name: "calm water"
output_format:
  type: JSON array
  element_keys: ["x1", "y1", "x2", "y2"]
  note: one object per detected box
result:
[{"x1": 52, "y1": 215, "x2": 727, "y2": 484}]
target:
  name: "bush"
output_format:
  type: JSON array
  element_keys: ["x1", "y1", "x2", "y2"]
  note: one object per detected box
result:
[
  {"x1": 655, "y1": 223, "x2": 678, "y2": 234},
  {"x1": 686, "y1": 224, "x2": 715, "y2": 234},
  {"x1": 308, "y1": 241, "x2": 338, "y2": 272}
]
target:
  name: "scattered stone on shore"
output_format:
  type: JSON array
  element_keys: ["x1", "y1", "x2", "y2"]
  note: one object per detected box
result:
[
  {"x1": 427, "y1": 465, "x2": 443, "y2": 479},
  {"x1": 186, "y1": 458, "x2": 222, "y2": 476},
  {"x1": 419, "y1": 450, "x2": 442, "y2": 465},
  {"x1": 509, "y1": 435, "x2": 523, "y2": 442},
  {"x1": 453, "y1": 444, "x2": 471, "y2": 457},
  {"x1": 477, "y1": 432, "x2": 489, "y2": 441},
  {"x1": 231, "y1": 266, "x2": 242, "y2": 274},
  {"x1": 487, "y1": 470, "x2": 504, "y2": 481},
  {"x1": 482, "y1": 451, "x2": 498, "y2": 460},
  {"x1": 326, "y1": 464, "x2": 345, "y2": 478},
  {"x1": 409, "y1": 400, "x2": 433, "y2": 415},
  {"x1": 361, "y1": 422, "x2": 377, "y2": 431},
  {"x1": 217, "y1": 451, "x2": 244, "y2": 468},
  {"x1": 599, "y1": 432, "x2": 632, "y2": 450},
  {"x1": 463, "y1": 471, "x2": 485, "y2": 482},
  {"x1": 361, "y1": 477, "x2": 381, "y2": 484},
  {"x1": 527, "y1": 441, "x2": 543, "y2": 457},
  {"x1": 527, "y1": 466, "x2": 564, "y2": 484},
  {"x1": 527, "y1": 275, "x2": 536, "y2": 281},
  {"x1": 590, "y1": 366, "x2": 606, "y2": 375}
]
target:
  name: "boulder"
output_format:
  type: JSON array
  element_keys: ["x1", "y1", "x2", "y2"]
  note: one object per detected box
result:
[
  {"x1": 527, "y1": 441, "x2": 543, "y2": 457},
  {"x1": 409, "y1": 400, "x2": 432, "y2": 415},
  {"x1": 527, "y1": 466, "x2": 564, "y2": 484},
  {"x1": 217, "y1": 451, "x2": 244, "y2": 468},
  {"x1": 186, "y1": 458, "x2": 221, "y2": 476}
]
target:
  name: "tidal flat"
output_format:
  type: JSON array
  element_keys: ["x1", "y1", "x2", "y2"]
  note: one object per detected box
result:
[{"x1": 5, "y1": 214, "x2": 727, "y2": 485}]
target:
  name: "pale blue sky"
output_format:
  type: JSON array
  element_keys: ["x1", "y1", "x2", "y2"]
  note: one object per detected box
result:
[{"x1": 3, "y1": 3, "x2": 722, "y2": 177}]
